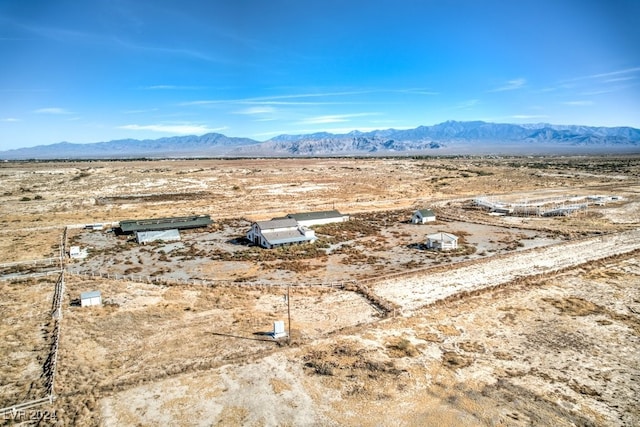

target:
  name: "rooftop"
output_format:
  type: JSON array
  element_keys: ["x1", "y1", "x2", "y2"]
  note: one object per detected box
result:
[
  {"x1": 287, "y1": 210, "x2": 345, "y2": 221},
  {"x1": 80, "y1": 290, "x2": 101, "y2": 299},
  {"x1": 118, "y1": 215, "x2": 212, "y2": 233},
  {"x1": 256, "y1": 218, "x2": 299, "y2": 230},
  {"x1": 426, "y1": 232, "x2": 458, "y2": 242}
]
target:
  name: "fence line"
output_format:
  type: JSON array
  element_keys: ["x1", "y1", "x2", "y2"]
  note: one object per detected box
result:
[
  {"x1": 0, "y1": 271, "x2": 61, "y2": 282},
  {"x1": 45, "y1": 227, "x2": 67, "y2": 398},
  {"x1": 0, "y1": 228, "x2": 67, "y2": 417},
  {"x1": 0, "y1": 258, "x2": 59, "y2": 269},
  {"x1": 66, "y1": 270, "x2": 348, "y2": 290}
]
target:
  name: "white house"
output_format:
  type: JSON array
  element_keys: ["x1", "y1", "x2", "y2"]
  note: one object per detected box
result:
[
  {"x1": 80, "y1": 290, "x2": 102, "y2": 307},
  {"x1": 411, "y1": 209, "x2": 436, "y2": 224},
  {"x1": 286, "y1": 210, "x2": 349, "y2": 227},
  {"x1": 247, "y1": 218, "x2": 316, "y2": 249},
  {"x1": 426, "y1": 232, "x2": 458, "y2": 251}
]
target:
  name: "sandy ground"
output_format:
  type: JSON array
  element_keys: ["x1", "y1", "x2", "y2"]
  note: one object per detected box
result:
[
  {"x1": 0, "y1": 156, "x2": 639, "y2": 426},
  {"x1": 99, "y1": 252, "x2": 640, "y2": 426}
]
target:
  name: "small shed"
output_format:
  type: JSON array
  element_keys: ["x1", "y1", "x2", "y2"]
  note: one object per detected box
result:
[
  {"x1": 412, "y1": 209, "x2": 436, "y2": 224},
  {"x1": 426, "y1": 232, "x2": 458, "y2": 251},
  {"x1": 69, "y1": 246, "x2": 88, "y2": 259},
  {"x1": 80, "y1": 290, "x2": 102, "y2": 307}
]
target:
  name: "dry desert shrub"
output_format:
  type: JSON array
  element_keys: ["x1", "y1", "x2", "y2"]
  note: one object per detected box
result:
[
  {"x1": 302, "y1": 340, "x2": 405, "y2": 392},
  {"x1": 457, "y1": 340, "x2": 486, "y2": 354},
  {"x1": 541, "y1": 297, "x2": 603, "y2": 316},
  {"x1": 436, "y1": 324, "x2": 461, "y2": 336},
  {"x1": 441, "y1": 351, "x2": 472, "y2": 369},
  {"x1": 421, "y1": 332, "x2": 444, "y2": 343},
  {"x1": 385, "y1": 337, "x2": 419, "y2": 358},
  {"x1": 315, "y1": 218, "x2": 381, "y2": 242}
]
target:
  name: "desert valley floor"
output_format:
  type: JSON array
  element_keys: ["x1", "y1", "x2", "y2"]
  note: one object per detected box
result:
[{"x1": 1, "y1": 156, "x2": 639, "y2": 426}]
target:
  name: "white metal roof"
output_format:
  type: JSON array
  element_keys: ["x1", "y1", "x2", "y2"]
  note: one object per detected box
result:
[
  {"x1": 256, "y1": 218, "x2": 299, "y2": 230},
  {"x1": 426, "y1": 232, "x2": 458, "y2": 242},
  {"x1": 81, "y1": 290, "x2": 101, "y2": 299}
]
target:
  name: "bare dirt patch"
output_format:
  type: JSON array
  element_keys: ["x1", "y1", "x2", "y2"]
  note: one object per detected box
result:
[{"x1": 0, "y1": 277, "x2": 54, "y2": 408}]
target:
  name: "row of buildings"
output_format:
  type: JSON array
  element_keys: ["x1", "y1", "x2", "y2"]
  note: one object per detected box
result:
[
  {"x1": 80, "y1": 208, "x2": 455, "y2": 251},
  {"x1": 246, "y1": 208, "x2": 457, "y2": 250}
]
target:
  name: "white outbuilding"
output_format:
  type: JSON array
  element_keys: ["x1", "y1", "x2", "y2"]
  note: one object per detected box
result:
[
  {"x1": 80, "y1": 290, "x2": 102, "y2": 307},
  {"x1": 426, "y1": 232, "x2": 458, "y2": 251},
  {"x1": 272, "y1": 320, "x2": 287, "y2": 339},
  {"x1": 69, "y1": 246, "x2": 88, "y2": 259},
  {"x1": 411, "y1": 209, "x2": 436, "y2": 224}
]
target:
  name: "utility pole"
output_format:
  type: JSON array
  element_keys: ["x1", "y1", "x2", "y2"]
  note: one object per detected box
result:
[{"x1": 287, "y1": 284, "x2": 291, "y2": 344}]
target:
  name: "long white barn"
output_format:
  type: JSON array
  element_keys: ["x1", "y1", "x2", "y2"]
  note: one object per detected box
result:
[{"x1": 286, "y1": 210, "x2": 349, "y2": 227}]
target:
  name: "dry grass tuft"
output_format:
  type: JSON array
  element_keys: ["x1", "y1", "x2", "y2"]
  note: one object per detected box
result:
[{"x1": 386, "y1": 337, "x2": 419, "y2": 358}]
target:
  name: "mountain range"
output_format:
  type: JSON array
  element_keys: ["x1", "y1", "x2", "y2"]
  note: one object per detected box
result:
[{"x1": 2, "y1": 121, "x2": 639, "y2": 160}]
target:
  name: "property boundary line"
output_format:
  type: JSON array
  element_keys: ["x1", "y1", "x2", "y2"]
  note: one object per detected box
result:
[
  {"x1": 65, "y1": 270, "x2": 349, "y2": 290},
  {"x1": 0, "y1": 227, "x2": 67, "y2": 416},
  {"x1": 0, "y1": 258, "x2": 59, "y2": 269}
]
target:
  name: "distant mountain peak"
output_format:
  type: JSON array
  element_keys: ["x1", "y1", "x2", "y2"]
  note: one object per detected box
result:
[{"x1": 1, "y1": 121, "x2": 638, "y2": 159}]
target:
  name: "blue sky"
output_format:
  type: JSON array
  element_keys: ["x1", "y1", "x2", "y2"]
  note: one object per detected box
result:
[{"x1": 1, "y1": 0, "x2": 639, "y2": 149}]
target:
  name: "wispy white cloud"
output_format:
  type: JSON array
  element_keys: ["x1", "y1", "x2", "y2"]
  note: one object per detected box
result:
[
  {"x1": 1, "y1": 117, "x2": 20, "y2": 122},
  {"x1": 180, "y1": 99, "x2": 361, "y2": 107},
  {"x1": 563, "y1": 100, "x2": 594, "y2": 106},
  {"x1": 258, "y1": 90, "x2": 376, "y2": 100},
  {"x1": 122, "y1": 108, "x2": 159, "y2": 114},
  {"x1": 579, "y1": 87, "x2": 628, "y2": 96},
  {"x1": 559, "y1": 67, "x2": 640, "y2": 85},
  {"x1": 179, "y1": 100, "x2": 220, "y2": 106},
  {"x1": 34, "y1": 107, "x2": 73, "y2": 115},
  {"x1": 246, "y1": 101, "x2": 361, "y2": 106},
  {"x1": 489, "y1": 78, "x2": 526, "y2": 92},
  {"x1": 22, "y1": 24, "x2": 98, "y2": 44},
  {"x1": 113, "y1": 37, "x2": 220, "y2": 63},
  {"x1": 394, "y1": 88, "x2": 439, "y2": 95},
  {"x1": 233, "y1": 106, "x2": 276, "y2": 115},
  {"x1": 179, "y1": 88, "x2": 406, "y2": 108},
  {"x1": 297, "y1": 113, "x2": 382, "y2": 125},
  {"x1": 22, "y1": 23, "x2": 226, "y2": 64},
  {"x1": 582, "y1": 67, "x2": 640, "y2": 80},
  {"x1": 604, "y1": 76, "x2": 636, "y2": 83},
  {"x1": 118, "y1": 124, "x2": 227, "y2": 134},
  {"x1": 543, "y1": 67, "x2": 639, "y2": 95}
]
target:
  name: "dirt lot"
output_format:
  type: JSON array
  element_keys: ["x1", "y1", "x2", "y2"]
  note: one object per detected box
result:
[
  {"x1": 98, "y1": 252, "x2": 640, "y2": 427},
  {"x1": 0, "y1": 156, "x2": 639, "y2": 426}
]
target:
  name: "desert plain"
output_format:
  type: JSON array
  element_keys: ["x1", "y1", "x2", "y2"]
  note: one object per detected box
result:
[{"x1": 0, "y1": 155, "x2": 639, "y2": 426}]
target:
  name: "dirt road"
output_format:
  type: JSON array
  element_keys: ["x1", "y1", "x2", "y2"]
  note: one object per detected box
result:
[{"x1": 373, "y1": 228, "x2": 640, "y2": 312}]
